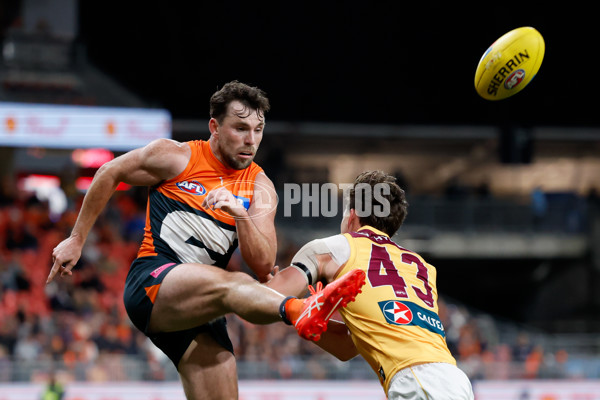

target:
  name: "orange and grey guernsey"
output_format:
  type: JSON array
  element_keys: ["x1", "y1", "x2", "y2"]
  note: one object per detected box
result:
[
  {"x1": 137, "y1": 140, "x2": 263, "y2": 268},
  {"x1": 335, "y1": 226, "x2": 456, "y2": 395}
]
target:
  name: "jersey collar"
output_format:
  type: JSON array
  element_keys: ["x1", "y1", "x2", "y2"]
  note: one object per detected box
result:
[{"x1": 357, "y1": 226, "x2": 389, "y2": 238}]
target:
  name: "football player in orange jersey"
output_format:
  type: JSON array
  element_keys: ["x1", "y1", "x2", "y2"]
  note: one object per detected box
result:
[
  {"x1": 47, "y1": 81, "x2": 366, "y2": 400},
  {"x1": 269, "y1": 170, "x2": 474, "y2": 400}
]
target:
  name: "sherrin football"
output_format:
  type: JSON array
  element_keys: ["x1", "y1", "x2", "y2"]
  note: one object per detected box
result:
[{"x1": 474, "y1": 27, "x2": 545, "y2": 100}]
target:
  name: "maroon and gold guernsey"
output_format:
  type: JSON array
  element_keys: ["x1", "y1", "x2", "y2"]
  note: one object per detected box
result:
[
  {"x1": 335, "y1": 226, "x2": 456, "y2": 395},
  {"x1": 137, "y1": 140, "x2": 263, "y2": 268}
]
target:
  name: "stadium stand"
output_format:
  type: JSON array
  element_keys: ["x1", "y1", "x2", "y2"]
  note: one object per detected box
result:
[{"x1": 0, "y1": 182, "x2": 599, "y2": 383}]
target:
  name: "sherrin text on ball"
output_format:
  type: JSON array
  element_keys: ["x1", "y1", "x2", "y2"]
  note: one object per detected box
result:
[{"x1": 474, "y1": 26, "x2": 545, "y2": 100}]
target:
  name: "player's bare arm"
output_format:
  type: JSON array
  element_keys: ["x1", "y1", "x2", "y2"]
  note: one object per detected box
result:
[
  {"x1": 200, "y1": 172, "x2": 277, "y2": 281},
  {"x1": 267, "y1": 236, "x2": 361, "y2": 358},
  {"x1": 268, "y1": 234, "x2": 350, "y2": 295},
  {"x1": 47, "y1": 139, "x2": 190, "y2": 283},
  {"x1": 234, "y1": 172, "x2": 277, "y2": 281},
  {"x1": 313, "y1": 319, "x2": 359, "y2": 361},
  {"x1": 307, "y1": 252, "x2": 361, "y2": 359},
  {"x1": 265, "y1": 237, "x2": 325, "y2": 298}
]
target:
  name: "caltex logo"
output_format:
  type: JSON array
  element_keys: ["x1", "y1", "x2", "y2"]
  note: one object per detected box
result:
[{"x1": 381, "y1": 301, "x2": 413, "y2": 325}]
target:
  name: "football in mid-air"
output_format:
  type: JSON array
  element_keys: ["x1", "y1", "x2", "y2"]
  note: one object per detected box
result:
[{"x1": 474, "y1": 26, "x2": 545, "y2": 100}]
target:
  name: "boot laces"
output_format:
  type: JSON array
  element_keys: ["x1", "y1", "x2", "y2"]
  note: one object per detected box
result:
[{"x1": 308, "y1": 281, "x2": 323, "y2": 296}]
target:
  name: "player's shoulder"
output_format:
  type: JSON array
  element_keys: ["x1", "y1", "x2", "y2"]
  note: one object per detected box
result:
[
  {"x1": 317, "y1": 234, "x2": 351, "y2": 254},
  {"x1": 144, "y1": 138, "x2": 190, "y2": 156},
  {"x1": 254, "y1": 170, "x2": 274, "y2": 188},
  {"x1": 140, "y1": 139, "x2": 191, "y2": 177}
]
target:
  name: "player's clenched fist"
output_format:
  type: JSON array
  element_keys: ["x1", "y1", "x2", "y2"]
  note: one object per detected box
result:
[{"x1": 202, "y1": 186, "x2": 247, "y2": 219}]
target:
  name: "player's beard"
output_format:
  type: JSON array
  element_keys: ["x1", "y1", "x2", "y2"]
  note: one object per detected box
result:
[{"x1": 223, "y1": 147, "x2": 256, "y2": 170}]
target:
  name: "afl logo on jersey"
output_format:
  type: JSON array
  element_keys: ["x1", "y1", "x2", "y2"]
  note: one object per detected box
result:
[
  {"x1": 176, "y1": 180, "x2": 206, "y2": 195},
  {"x1": 381, "y1": 300, "x2": 413, "y2": 325}
]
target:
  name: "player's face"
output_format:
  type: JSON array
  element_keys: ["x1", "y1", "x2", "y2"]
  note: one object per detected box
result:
[{"x1": 212, "y1": 101, "x2": 264, "y2": 170}]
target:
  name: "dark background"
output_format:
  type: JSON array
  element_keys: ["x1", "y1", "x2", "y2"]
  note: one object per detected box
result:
[
  {"x1": 0, "y1": 1, "x2": 595, "y2": 330},
  {"x1": 78, "y1": 1, "x2": 598, "y2": 128},
  {"x1": 75, "y1": 2, "x2": 600, "y2": 328}
]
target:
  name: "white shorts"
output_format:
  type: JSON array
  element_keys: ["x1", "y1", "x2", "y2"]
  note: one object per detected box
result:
[{"x1": 387, "y1": 362, "x2": 474, "y2": 400}]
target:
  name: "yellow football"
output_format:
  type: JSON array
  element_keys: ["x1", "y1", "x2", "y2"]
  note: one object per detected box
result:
[{"x1": 474, "y1": 27, "x2": 545, "y2": 100}]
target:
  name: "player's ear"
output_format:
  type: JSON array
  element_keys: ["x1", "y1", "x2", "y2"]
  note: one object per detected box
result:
[
  {"x1": 348, "y1": 208, "x2": 360, "y2": 229},
  {"x1": 208, "y1": 118, "x2": 219, "y2": 136}
]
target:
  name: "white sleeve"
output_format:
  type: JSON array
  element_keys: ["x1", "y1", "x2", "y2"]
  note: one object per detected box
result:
[
  {"x1": 289, "y1": 235, "x2": 351, "y2": 285},
  {"x1": 320, "y1": 234, "x2": 351, "y2": 267}
]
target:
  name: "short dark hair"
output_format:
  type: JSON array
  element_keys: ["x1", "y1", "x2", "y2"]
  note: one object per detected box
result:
[
  {"x1": 209, "y1": 80, "x2": 270, "y2": 123},
  {"x1": 348, "y1": 170, "x2": 409, "y2": 237}
]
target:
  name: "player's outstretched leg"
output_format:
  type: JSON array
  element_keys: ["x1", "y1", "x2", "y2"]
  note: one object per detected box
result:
[{"x1": 288, "y1": 269, "x2": 366, "y2": 341}]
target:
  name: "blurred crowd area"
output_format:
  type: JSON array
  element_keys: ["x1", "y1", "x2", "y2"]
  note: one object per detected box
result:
[{"x1": 0, "y1": 184, "x2": 598, "y2": 385}]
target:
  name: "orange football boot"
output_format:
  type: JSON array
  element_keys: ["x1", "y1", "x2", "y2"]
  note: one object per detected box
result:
[{"x1": 293, "y1": 269, "x2": 366, "y2": 341}]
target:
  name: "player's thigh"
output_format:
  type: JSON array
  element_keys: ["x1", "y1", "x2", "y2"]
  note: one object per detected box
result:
[
  {"x1": 149, "y1": 262, "x2": 247, "y2": 332},
  {"x1": 178, "y1": 331, "x2": 238, "y2": 400}
]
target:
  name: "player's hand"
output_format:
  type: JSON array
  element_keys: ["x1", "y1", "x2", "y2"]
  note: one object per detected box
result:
[
  {"x1": 261, "y1": 265, "x2": 280, "y2": 283},
  {"x1": 47, "y1": 236, "x2": 84, "y2": 284},
  {"x1": 203, "y1": 187, "x2": 247, "y2": 219}
]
